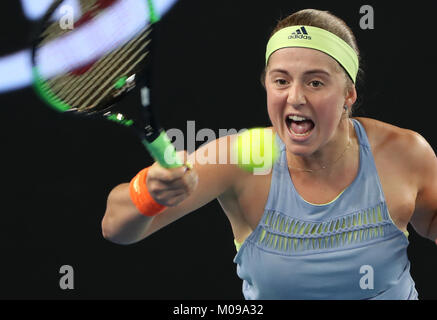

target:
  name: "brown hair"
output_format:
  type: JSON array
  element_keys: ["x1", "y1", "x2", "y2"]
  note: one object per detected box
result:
[{"x1": 262, "y1": 9, "x2": 364, "y2": 114}]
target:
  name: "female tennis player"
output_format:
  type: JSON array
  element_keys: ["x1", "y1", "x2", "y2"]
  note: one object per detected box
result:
[{"x1": 101, "y1": 9, "x2": 437, "y2": 299}]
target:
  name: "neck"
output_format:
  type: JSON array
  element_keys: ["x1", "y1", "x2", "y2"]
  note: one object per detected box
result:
[{"x1": 286, "y1": 118, "x2": 355, "y2": 175}]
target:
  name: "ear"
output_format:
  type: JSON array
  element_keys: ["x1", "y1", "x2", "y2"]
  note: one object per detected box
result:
[{"x1": 345, "y1": 83, "x2": 357, "y2": 108}]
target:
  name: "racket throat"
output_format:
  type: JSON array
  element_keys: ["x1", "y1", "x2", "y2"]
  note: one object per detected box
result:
[
  {"x1": 141, "y1": 86, "x2": 151, "y2": 108},
  {"x1": 140, "y1": 112, "x2": 162, "y2": 143},
  {"x1": 138, "y1": 86, "x2": 162, "y2": 142}
]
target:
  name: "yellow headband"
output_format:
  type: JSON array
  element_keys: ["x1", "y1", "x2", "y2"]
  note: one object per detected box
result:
[{"x1": 266, "y1": 26, "x2": 359, "y2": 83}]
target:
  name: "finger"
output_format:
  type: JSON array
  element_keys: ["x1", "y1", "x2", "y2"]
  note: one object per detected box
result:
[
  {"x1": 154, "y1": 189, "x2": 187, "y2": 207},
  {"x1": 150, "y1": 179, "x2": 189, "y2": 192},
  {"x1": 165, "y1": 192, "x2": 190, "y2": 207},
  {"x1": 151, "y1": 169, "x2": 198, "y2": 193},
  {"x1": 150, "y1": 162, "x2": 187, "y2": 182},
  {"x1": 182, "y1": 167, "x2": 199, "y2": 192}
]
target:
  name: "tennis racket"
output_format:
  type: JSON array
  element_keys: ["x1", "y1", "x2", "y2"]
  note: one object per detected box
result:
[{"x1": 31, "y1": 0, "x2": 183, "y2": 169}]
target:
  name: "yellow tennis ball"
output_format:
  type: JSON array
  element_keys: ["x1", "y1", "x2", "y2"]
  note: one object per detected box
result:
[{"x1": 233, "y1": 128, "x2": 279, "y2": 173}]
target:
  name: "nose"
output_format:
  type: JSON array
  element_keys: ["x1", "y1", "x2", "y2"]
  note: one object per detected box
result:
[{"x1": 286, "y1": 83, "x2": 306, "y2": 108}]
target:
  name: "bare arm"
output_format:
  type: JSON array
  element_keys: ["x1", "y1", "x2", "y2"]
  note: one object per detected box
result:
[
  {"x1": 409, "y1": 132, "x2": 437, "y2": 244},
  {"x1": 101, "y1": 135, "x2": 244, "y2": 245},
  {"x1": 101, "y1": 182, "x2": 153, "y2": 245}
]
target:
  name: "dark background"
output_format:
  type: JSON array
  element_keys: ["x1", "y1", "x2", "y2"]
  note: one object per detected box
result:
[{"x1": 0, "y1": 0, "x2": 436, "y2": 299}]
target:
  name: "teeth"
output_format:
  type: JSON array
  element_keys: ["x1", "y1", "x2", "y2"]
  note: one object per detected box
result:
[{"x1": 288, "y1": 115, "x2": 308, "y2": 121}]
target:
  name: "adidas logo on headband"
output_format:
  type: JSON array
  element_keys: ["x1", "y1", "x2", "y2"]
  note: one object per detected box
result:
[{"x1": 288, "y1": 26, "x2": 312, "y2": 40}]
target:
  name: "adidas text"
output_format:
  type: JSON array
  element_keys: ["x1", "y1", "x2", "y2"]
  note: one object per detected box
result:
[{"x1": 288, "y1": 34, "x2": 311, "y2": 40}]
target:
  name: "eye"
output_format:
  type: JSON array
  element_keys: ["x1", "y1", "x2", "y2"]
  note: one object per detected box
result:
[
  {"x1": 309, "y1": 80, "x2": 324, "y2": 88},
  {"x1": 274, "y1": 79, "x2": 288, "y2": 86}
]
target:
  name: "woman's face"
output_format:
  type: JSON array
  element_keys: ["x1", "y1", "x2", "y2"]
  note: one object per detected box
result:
[{"x1": 265, "y1": 47, "x2": 356, "y2": 157}]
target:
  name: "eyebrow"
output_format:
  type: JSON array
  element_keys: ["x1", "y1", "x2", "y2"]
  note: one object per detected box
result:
[{"x1": 268, "y1": 68, "x2": 331, "y2": 77}]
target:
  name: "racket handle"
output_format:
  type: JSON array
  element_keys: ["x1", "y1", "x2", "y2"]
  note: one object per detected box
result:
[{"x1": 143, "y1": 131, "x2": 183, "y2": 168}]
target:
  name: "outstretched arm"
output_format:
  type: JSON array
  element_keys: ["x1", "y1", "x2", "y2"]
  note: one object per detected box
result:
[{"x1": 101, "y1": 134, "x2": 244, "y2": 245}]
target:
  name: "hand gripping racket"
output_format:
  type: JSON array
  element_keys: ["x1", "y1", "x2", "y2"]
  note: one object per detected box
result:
[{"x1": 31, "y1": 0, "x2": 183, "y2": 168}]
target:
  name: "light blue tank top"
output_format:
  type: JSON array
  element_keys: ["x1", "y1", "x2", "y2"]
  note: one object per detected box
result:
[{"x1": 233, "y1": 119, "x2": 418, "y2": 300}]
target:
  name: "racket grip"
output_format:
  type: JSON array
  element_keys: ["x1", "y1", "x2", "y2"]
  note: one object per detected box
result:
[{"x1": 143, "y1": 131, "x2": 183, "y2": 168}]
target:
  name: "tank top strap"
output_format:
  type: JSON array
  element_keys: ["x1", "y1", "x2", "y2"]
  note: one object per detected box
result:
[{"x1": 351, "y1": 118, "x2": 371, "y2": 148}]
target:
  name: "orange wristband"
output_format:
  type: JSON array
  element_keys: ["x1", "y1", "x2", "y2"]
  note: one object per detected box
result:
[{"x1": 129, "y1": 167, "x2": 166, "y2": 216}]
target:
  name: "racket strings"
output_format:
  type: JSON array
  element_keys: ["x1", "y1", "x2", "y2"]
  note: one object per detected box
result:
[
  {"x1": 80, "y1": 42, "x2": 149, "y2": 110},
  {"x1": 48, "y1": 33, "x2": 141, "y2": 104},
  {"x1": 72, "y1": 28, "x2": 151, "y2": 108},
  {"x1": 71, "y1": 29, "x2": 149, "y2": 110},
  {"x1": 40, "y1": 21, "x2": 69, "y2": 46},
  {"x1": 45, "y1": 26, "x2": 151, "y2": 111},
  {"x1": 80, "y1": 0, "x2": 99, "y2": 13}
]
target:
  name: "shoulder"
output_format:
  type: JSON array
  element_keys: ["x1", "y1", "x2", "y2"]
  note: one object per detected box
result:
[
  {"x1": 354, "y1": 117, "x2": 436, "y2": 186},
  {"x1": 354, "y1": 116, "x2": 420, "y2": 147}
]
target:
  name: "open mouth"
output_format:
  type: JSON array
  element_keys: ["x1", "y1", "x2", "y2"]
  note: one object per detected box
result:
[{"x1": 286, "y1": 114, "x2": 315, "y2": 137}]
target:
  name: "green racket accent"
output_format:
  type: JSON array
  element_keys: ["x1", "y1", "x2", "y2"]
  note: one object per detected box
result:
[
  {"x1": 143, "y1": 131, "x2": 183, "y2": 168},
  {"x1": 147, "y1": 0, "x2": 160, "y2": 23},
  {"x1": 106, "y1": 113, "x2": 134, "y2": 126},
  {"x1": 114, "y1": 76, "x2": 128, "y2": 89},
  {"x1": 32, "y1": 66, "x2": 71, "y2": 112}
]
